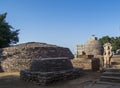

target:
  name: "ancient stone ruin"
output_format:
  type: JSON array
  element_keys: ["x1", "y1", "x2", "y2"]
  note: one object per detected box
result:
[
  {"x1": 75, "y1": 35, "x2": 103, "y2": 58},
  {"x1": 100, "y1": 55, "x2": 120, "y2": 83},
  {"x1": 81, "y1": 55, "x2": 120, "y2": 88},
  {"x1": 103, "y1": 43, "x2": 113, "y2": 68},
  {"x1": 0, "y1": 42, "x2": 74, "y2": 72},
  {"x1": 20, "y1": 57, "x2": 83, "y2": 85},
  {"x1": 100, "y1": 69, "x2": 120, "y2": 83}
]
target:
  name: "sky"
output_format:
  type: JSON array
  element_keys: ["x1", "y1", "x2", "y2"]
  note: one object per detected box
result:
[{"x1": 0, "y1": 0, "x2": 120, "y2": 53}]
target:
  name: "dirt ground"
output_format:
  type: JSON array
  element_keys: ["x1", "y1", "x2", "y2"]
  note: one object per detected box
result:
[{"x1": 0, "y1": 70, "x2": 101, "y2": 88}]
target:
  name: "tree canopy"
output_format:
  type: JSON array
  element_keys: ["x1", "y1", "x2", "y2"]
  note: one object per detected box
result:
[
  {"x1": 99, "y1": 36, "x2": 120, "y2": 52},
  {"x1": 0, "y1": 13, "x2": 19, "y2": 48}
]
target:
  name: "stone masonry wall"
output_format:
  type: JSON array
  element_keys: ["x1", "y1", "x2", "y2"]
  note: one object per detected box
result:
[{"x1": 0, "y1": 42, "x2": 74, "y2": 72}]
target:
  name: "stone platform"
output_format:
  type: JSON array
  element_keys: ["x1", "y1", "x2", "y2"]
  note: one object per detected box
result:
[
  {"x1": 20, "y1": 57, "x2": 83, "y2": 85},
  {"x1": 0, "y1": 42, "x2": 74, "y2": 72},
  {"x1": 20, "y1": 68, "x2": 83, "y2": 85},
  {"x1": 100, "y1": 69, "x2": 120, "y2": 83}
]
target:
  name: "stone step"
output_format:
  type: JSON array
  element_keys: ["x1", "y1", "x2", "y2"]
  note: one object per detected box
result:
[
  {"x1": 100, "y1": 69, "x2": 120, "y2": 83},
  {"x1": 104, "y1": 68, "x2": 120, "y2": 72},
  {"x1": 100, "y1": 76, "x2": 120, "y2": 82},
  {"x1": 97, "y1": 81, "x2": 120, "y2": 85},
  {"x1": 101, "y1": 76, "x2": 120, "y2": 80},
  {"x1": 111, "y1": 58, "x2": 120, "y2": 62},
  {"x1": 102, "y1": 72, "x2": 120, "y2": 77},
  {"x1": 112, "y1": 65, "x2": 120, "y2": 69}
]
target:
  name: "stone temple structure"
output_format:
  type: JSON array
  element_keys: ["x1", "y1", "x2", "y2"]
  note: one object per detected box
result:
[
  {"x1": 75, "y1": 35, "x2": 103, "y2": 58},
  {"x1": 0, "y1": 42, "x2": 74, "y2": 72}
]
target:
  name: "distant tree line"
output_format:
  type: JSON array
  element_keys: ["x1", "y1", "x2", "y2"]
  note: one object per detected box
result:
[
  {"x1": 0, "y1": 13, "x2": 19, "y2": 48},
  {"x1": 99, "y1": 36, "x2": 120, "y2": 53}
]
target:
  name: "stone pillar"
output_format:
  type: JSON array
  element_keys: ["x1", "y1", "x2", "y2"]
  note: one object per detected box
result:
[{"x1": 103, "y1": 43, "x2": 113, "y2": 68}]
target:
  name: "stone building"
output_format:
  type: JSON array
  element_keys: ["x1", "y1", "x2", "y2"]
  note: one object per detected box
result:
[{"x1": 75, "y1": 35, "x2": 103, "y2": 58}]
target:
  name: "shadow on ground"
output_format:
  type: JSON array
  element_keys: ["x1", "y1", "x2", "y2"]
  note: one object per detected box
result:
[{"x1": 0, "y1": 71, "x2": 101, "y2": 88}]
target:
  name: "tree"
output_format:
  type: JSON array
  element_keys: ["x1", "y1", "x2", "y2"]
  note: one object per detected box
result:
[
  {"x1": 99, "y1": 36, "x2": 111, "y2": 44},
  {"x1": 0, "y1": 13, "x2": 19, "y2": 48},
  {"x1": 99, "y1": 36, "x2": 120, "y2": 53},
  {"x1": 111, "y1": 37, "x2": 120, "y2": 52}
]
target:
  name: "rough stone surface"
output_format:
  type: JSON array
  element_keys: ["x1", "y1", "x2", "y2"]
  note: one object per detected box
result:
[
  {"x1": 75, "y1": 35, "x2": 103, "y2": 58},
  {"x1": 72, "y1": 58, "x2": 100, "y2": 71},
  {"x1": 20, "y1": 58, "x2": 83, "y2": 85},
  {"x1": 111, "y1": 55, "x2": 120, "y2": 69},
  {"x1": 84, "y1": 37, "x2": 103, "y2": 56},
  {"x1": 91, "y1": 58, "x2": 100, "y2": 71},
  {"x1": 30, "y1": 58, "x2": 73, "y2": 72},
  {"x1": 72, "y1": 58, "x2": 92, "y2": 70},
  {"x1": 0, "y1": 42, "x2": 74, "y2": 72},
  {"x1": 1, "y1": 58, "x2": 32, "y2": 72},
  {"x1": 20, "y1": 68, "x2": 83, "y2": 85}
]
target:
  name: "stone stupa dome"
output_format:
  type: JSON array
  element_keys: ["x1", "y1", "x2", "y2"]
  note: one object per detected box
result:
[{"x1": 84, "y1": 35, "x2": 103, "y2": 56}]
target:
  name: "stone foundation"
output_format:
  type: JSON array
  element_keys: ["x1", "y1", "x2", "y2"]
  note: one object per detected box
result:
[
  {"x1": 72, "y1": 58, "x2": 100, "y2": 71},
  {"x1": 20, "y1": 57, "x2": 83, "y2": 85},
  {"x1": 20, "y1": 68, "x2": 83, "y2": 85},
  {"x1": 72, "y1": 58, "x2": 92, "y2": 70}
]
